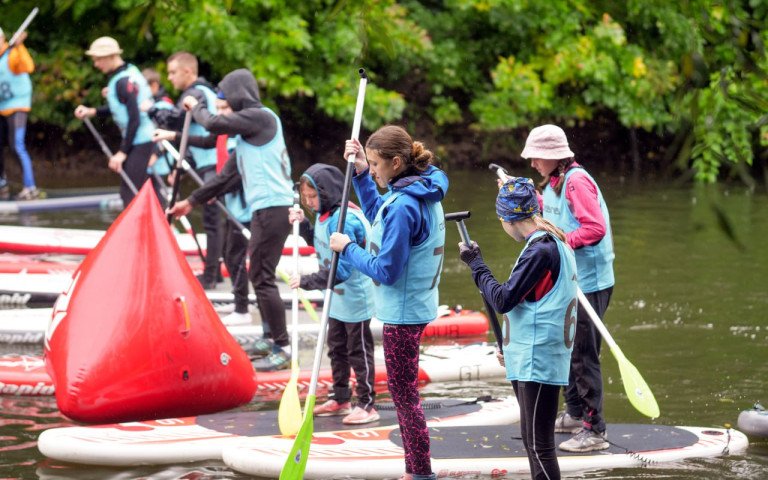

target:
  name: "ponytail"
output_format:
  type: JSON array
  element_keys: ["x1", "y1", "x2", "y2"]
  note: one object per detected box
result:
[{"x1": 533, "y1": 215, "x2": 567, "y2": 243}]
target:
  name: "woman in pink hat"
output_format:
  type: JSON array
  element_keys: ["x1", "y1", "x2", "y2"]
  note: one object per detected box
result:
[{"x1": 522, "y1": 124, "x2": 615, "y2": 453}]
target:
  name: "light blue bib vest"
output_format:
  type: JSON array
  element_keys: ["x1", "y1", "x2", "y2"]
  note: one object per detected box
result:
[
  {"x1": 235, "y1": 107, "x2": 293, "y2": 213},
  {"x1": 369, "y1": 193, "x2": 445, "y2": 324},
  {"x1": 503, "y1": 231, "x2": 578, "y2": 385},
  {"x1": 223, "y1": 137, "x2": 250, "y2": 223},
  {"x1": 0, "y1": 51, "x2": 32, "y2": 110},
  {"x1": 187, "y1": 85, "x2": 218, "y2": 170},
  {"x1": 542, "y1": 167, "x2": 614, "y2": 293},
  {"x1": 106, "y1": 64, "x2": 154, "y2": 145},
  {"x1": 314, "y1": 207, "x2": 375, "y2": 322}
]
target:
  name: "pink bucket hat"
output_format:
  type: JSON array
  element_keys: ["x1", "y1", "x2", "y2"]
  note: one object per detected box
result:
[{"x1": 520, "y1": 124, "x2": 574, "y2": 160}]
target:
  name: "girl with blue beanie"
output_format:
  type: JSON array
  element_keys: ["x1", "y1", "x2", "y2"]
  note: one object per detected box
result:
[
  {"x1": 458, "y1": 177, "x2": 577, "y2": 480},
  {"x1": 329, "y1": 125, "x2": 448, "y2": 480}
]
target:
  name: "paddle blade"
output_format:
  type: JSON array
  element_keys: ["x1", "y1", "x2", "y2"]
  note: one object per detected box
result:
[
  {"x1": 278, "y1": 369, "x2": 303, "y2": 435},
  {"x1": 611, "y1": 346, "x2": 660, "y2": 419},
  {"x1": 280, "y1": 394, "x2": 317, "y2": 480}
]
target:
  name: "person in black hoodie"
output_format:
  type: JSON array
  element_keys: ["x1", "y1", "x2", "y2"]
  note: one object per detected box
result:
[
  {"x1": 289, "y1": 163, "x2": 378, "y2": 424},
  {"x1": 146, "y1": 51, "x2": 222, "y2": 291},
  {"x1": 167, "y1": 68, "x2": 294, "y2": 372}
]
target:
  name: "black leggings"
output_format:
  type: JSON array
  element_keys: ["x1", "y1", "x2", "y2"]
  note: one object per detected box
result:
[{"x1": 512, "y1": 381, "x2": 561, "y2": 480}]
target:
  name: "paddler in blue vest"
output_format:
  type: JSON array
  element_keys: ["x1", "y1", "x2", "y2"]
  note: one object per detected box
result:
[
  {"x1": 330, "y1": 125, "x2": 448, "y2": 480},
  {"x1": 522, "y1": 124, "x2": 615, "y2": 453},
  {"x1": 0, "y1": 28, "x2": 39, "y2": 200},
  {"x1": 166, "y1": 68, "x2": 294, "y2": 372},
  {"x1": 74, "y1": 36, "x2": 154, "y2": 207},
  {"x1": 141, "y1": 67, "x2": 175, "y2": 191},
  {"x1": 145, "y1": 52, "x2": 222, "y2": 291},
  {"x1": 155, "y1": 93, "x2": 254, "y2": 327},
  {"x1": 458, "y1": 177, "x2": 578, "y2": 480},
  {"x1": 289, "y1": 163, "x2": 378, "y2": 425}
]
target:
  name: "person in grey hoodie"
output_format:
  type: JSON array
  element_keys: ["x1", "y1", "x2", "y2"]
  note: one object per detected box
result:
[{"x1": 167, "y1": 68, "x2": 294, "y2": 372}]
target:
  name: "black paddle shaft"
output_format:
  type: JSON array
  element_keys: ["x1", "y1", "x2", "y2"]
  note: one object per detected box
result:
[
  {"x1": 445, "y1": 211, "x2": 505, "y2": 350},
  {"x1": 166, "y1": 111, "x2": 193, "y2": 224}
]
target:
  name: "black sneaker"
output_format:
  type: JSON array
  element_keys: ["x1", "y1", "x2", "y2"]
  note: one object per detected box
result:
[
  {"x1": 195, "y1": 273, "x2": 217, "y2": 290},
  {"x1": 253, "y1": 349, "x2": 290, "y2": 372}
]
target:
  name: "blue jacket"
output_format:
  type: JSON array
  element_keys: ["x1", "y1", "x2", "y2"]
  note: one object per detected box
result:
[{"x1": 342, "y1": 165, "x2": 448, "y2": 323}]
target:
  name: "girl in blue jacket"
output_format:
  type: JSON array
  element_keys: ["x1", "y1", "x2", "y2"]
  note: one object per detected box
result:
[
  {"x1": 458, "y1": 177, "x2": 578, "y2": 480},
  {"x1": 330, "y1": 125, "x2": 448, "y2": 480}
]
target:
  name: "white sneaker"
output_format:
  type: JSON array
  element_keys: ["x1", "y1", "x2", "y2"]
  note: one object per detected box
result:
[{"x1": 222, "y1": 311, "x2": 251, "y2": 326}]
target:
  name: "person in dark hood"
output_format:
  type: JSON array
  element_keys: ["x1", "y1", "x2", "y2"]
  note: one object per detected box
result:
[
  {"x1": 288, "y1": 163, "x2": 378, "y2": 425},
  {"x1": 330, "y1": 125, "x2": 449, "y2": 480},
  {"x1": 167, "y1": 68, "x2": 294, "y2": 372},
  {"x1": 146, "y1": 51, "x2": 223, "y2": 291}
]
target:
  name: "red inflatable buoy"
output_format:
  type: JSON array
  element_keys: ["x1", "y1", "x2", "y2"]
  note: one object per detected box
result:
[{"x1": 44, "y1": 182, "x2": 256, "y2": 423}]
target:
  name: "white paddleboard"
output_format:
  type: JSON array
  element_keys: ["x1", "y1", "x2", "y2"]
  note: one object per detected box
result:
[
  {"x1": 37, "y1": 396, "x2": 519, "y2": 466},
  {"x1": 223, "y1": 423, "x2": 748, "y2": 479}
]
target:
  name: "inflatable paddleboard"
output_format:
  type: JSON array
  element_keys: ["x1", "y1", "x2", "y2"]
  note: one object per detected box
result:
[
  {"x1": 0, "y1": 252, "x2": 319, "y2": 279},
  {"x1": 737, "y1": 403, "x2": 768, "y2": 437},
  {"x1": 0, "y1": 343, "x2": 504, "y2": 397},
  {"x1": 0, "y1": 272, "x2": 323, "y2": 307},
  {"x1": 0, "y1": 225, "x2": 314, "y2": 257},
  {"x1": 0, "y1": 354, "x2": 54, "y2": 396},
  {"x1": 0, "y1": 192, "x2": 123, "y2": 214},
  {"x1": 0, "y1": 306, "x2": 488, "y2": 346},
  {"x1": 223, "y1": 423, "x2": 748, "y2": 479},
  {"x1": 37, "y1": 396, "x2": 518, "y2": 466}
]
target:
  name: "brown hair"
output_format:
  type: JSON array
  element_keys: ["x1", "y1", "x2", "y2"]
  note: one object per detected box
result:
[
  {"x1": 533, "y1": 215, "x2": 567, "y2": 242},
  {"x1": 141, "y1": 68, "x2": 161, "y2": 85},
  {"x1": 365, "y1": 125, "x2": 434, "y2": 172},
  {"x1": 167, "y1": 51, "x2": 198, "y2": 75},
  {"x1": 537, "y1": 158, "x2": 575, "y2": 196}
]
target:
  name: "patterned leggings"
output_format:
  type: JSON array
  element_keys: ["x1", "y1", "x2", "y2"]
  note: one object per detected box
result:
[{"x1": 382, "y1": 323, "x2": 431, "y2": 476}]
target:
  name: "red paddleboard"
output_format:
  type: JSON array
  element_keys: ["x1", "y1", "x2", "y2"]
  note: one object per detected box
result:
[{"x1": 44, "y1": 182, "x2": 256, "y2": 423}]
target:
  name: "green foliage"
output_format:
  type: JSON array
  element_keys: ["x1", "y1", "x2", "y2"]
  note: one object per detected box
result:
[{"x1": 5, "y1": 0, "x2": 767, "y2": 182}]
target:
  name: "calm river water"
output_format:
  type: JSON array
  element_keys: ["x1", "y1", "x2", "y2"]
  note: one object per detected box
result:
[{"x1": 0, "y1": 168, "x2": 767, "y2": 479}]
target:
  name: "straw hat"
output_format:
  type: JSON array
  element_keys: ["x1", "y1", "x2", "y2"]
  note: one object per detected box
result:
[
  {"x1": 520, "y1": 124, "x2": 574, "y2": 160},
  {"x1": 85, "y1": 36, "x2": 123, "y2": 57}
]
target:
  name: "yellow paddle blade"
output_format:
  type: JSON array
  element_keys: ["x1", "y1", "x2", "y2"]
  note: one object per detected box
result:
[
  {"x1": 611, "y1": 345, "x2": 660, "y2": 419},
  {"x1": 278, "y1": 367, "x2": 303, "y2": 435},
  {"x1": 280, "y1": 394, "x2": 316, "y2": 480}
]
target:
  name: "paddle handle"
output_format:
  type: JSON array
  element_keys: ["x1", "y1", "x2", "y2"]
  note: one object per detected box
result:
[
  {"x1": 307, "y1": 68, "x2": 367, "y2": 396},
  {"x1": 7, "y1": 7, "x2": 39, "y2": 48},
  {"x1": 449, "y1": 215, "x2": 504, "y2": 351}
]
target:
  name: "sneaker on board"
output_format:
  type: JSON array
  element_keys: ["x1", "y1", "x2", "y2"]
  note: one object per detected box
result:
[
  {"x1": 253, "y1": 349, "x2": 290, "y2": 372},
  {"x1": 221, "y1": 311, "x2": 251, "y2": 326},
  {"x1": 14, "y1": 187, "x2": 42, "y2": 201},
  {"x1": 342, "y1": 406, "x2": 380, "y2": 425},
  {"x1": 248, "y1": 337, "x2": 274, "y2": 358},
  {"x1": 554, "y1": 411, "x2": 583, "y2": 434},
  {"x1": 313, "y1": 399, "x2": 351, "y2": 417},
  {"x1": 0, "y1": 184, "x2": 9, "y2": 200},
  {"x1": 558, "y1": 427, "x2": 609, "y2": 452},
  {"x1": 195, "y1": 273, "x2": 217, "y2": 290}
]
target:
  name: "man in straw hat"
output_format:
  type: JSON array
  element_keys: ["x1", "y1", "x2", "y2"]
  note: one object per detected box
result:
[
  {"x1": 0, "y1": 26, "x2": 40, "y2": 200},
  {"x1": 74, "y1": 36, "x2": 155, "y2": 206}
]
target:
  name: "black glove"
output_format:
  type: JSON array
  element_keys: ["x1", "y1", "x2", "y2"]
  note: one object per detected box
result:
[{"x1": 458, "y1": 241, "x2": 482, "y2": 265}]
